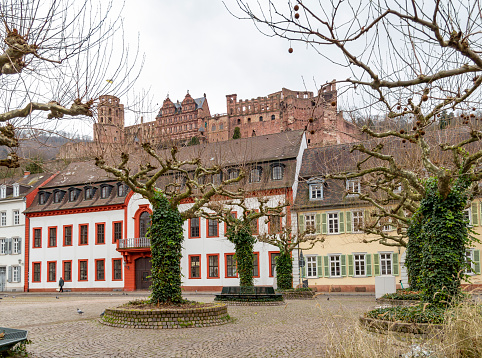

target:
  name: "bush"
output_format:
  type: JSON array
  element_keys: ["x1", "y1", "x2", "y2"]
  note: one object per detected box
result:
[
  {"x1": 381, "y1": 291, "x2": 421, "y2": 301},
  {"x1": 366, "y1": 304, "x2": 446, "y2": 324}
]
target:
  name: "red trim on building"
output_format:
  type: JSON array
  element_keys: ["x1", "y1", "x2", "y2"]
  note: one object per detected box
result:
[
  {"x1": 224, "y1": 252, "x2": 238, "y2": 278},
  {"x1": 47, "y1": 226, "x2": 57, "y2": 247},
  {"x1": 112, "y1": 258, "x2": 123, "y2": 281},
  {"x1": 62, "y1": 260, "x2": 72, "y2": 282},
  {"x1": 253, "y1": 251, "x2": 260, "y2": 278},
  {"x1": 26, "y1": 204, "x2": 125, "y2": 218},
  {"x1": 95, "y1": 259, "x2": 105, "y2": 281},
  {"x1": 206, "y1": 219, "x2": 219, "y2": 238},
  {"x1": 32, "y1": 227, "x2": 42, "y2": 248},
  {"x1": 78, "y1": 223, "x2": 89, "y2": 246},
  {"x1": 206, "y1": 254, "x2": 220, "y2": 279},
  {"x1": 95, "y1": 222, "x2": 106, "y2": 245},
  {"x1": 112, "y1": 221, "x2": 123, "y2": 244},
  {"x1": 63, "y1": 225, "x2": 73, "y2": 246},
  {"x1": 133, "y1": 205, "x2": 152, "y2": 238},
  {"x1": 24, "y1": 216, "x2": 30, "y2": 291},
  {"x1": 268, "y1": 251, "x2": 280, "y2": 277},
  {"x1": 188, "y1": 218, "x2": 201, "y2": 239},
  {"x1": 78, "y1": 259, "x2": 88, "y2": 281},
  {"x1": 32, "y1": 261, "x2": 41, "y2": 283},
  {"x1": 47, "y1": 261, "x2": 56, "y2": 282},
  {"x1": 188, "y1": 255, "x2": 201, "y2": 279}
]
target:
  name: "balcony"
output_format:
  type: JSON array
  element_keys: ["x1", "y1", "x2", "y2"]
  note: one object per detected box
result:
[{"x1": 117, "y1": 237, "x2": 151, "y2": 250}]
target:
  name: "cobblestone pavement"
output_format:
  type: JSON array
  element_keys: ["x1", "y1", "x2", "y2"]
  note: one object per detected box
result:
[{"x1": 0, "y1": 293, "x2": 378, "y2": 357}]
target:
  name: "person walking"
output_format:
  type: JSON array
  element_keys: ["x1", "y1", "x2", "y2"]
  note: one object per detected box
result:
[{"x1": 59, "y1": 277, "x2": 64, "y2": 293}]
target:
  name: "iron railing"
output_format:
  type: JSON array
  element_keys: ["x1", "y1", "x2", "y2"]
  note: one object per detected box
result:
[{"x1": 118, "y1": 237, "x2": 151, "y2": 249}]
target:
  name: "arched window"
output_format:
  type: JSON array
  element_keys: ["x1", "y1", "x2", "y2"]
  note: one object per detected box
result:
[{"x1": 139, "y1": 212, "x2": 151, "y2": 238}]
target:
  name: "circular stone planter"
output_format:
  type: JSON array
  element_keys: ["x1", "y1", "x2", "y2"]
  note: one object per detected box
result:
[
  {"x1": 278, "y1": 291, "x2": 315, "y2": 300},
  {"x1": 359, "y1": 316, "x2": 444, "y2": 336},
  {"x1": 100, "y1": 303, "x2": 230, "y2": 329}
]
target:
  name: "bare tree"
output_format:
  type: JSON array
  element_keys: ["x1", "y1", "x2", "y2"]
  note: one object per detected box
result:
[
  {"x1": 0, "y1": 0, "x2": 141, "y2": 168},
  {"x1": 234, "y1": 0, "x2": 482, "y2": 303},
  {"x1": 95, "y1": 143, "x2": 244, "y2": 304}
]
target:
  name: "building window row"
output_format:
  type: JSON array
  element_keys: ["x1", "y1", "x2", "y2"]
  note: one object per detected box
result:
[
  {"x1": 249, "y1": 164, "x2": 285, "y2": 183},
  {"x1": 39, "y1": 183, "x2": 128, "y2": 205},
  {"x1": 33, "y1": 259, "x2": 123, "y2": 283},
  {"x1": 302, "y1": 253, "x2": 400, "y2": 278},
  {"x1": 0, "y1": 237, "x2": 21, "y2": 255},
  {"x1": 188, "y1": 252, "x2": 274, "y2": 279},
  {"x1": 33, "y1": 221, "x2": 123, "y2": 248},
  {"x1": 0, "y1": 209, "x2": 19, "y2": 227},
  {"x1": 0, "y1": 183, "x2": 20, "y2": 199},
  {"x1": 299, "y1": 210, "x2": 374, "y2": 235}
]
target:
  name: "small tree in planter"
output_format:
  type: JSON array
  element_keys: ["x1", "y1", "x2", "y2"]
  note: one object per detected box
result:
[
  {"x1": 95, "y1": 143, "x2": 244, "y2": 304},
  {"x1": 258, "y1": 227, "x2": 323, "y2": 290},
  {"x1": 199, "y1": 197, "x2": 286, "y2": 288}
]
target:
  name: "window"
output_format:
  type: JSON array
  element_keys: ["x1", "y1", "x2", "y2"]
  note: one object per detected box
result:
[
  {"x1": 330, "y1": 255, "x2": 341, "y2": 277},
  {"x1": 380, "y1": 253, "x2": 392, "y2": 275},
  {"x1": 79, "y1": 260, "x2": 88, "y2": 281},
  {"x1": 270, "y1": 252, "x2": 280, "y2": 277},
  {"x1": 48, "y1": 261, "x2": 56, "y2": 282},
  {"x1": 79, "y1": 224, "x2": 88, "y2": 245},
  {"x1": 346, "y1": 180, "x2": 361, "y2": 195},
  {"x1": 253, "y1": 253, "x2": 259, "y2": 277},
  {"x1": 463, "y1": 209, "x2": 471, "y2": 225},
  {"x1": 271, "y1": 165, "x2": 283, "y2": 180},
  {"x1": 113, "y1": 222, "x2": 122, "y2": 243},
  {"x1": 0, "y1": 212, "x2": 6, "y2": 226},
  {"x1": 352, "y1": 210, "x2": 364, "y2": 233},
  {"x1": 39, "y1": 192, "x2": 49, "y2": 204},
  {"x1": 259, "y1": 116, "x2": 263, "y2": 121},
  {"x1": 189, "y1": 255, "x2": 201, "y2": 279},
  {"x1": 12, "y1": 266, "x2": 20, "y2": 282},
  {"x1": 113, "y1": 259, "x2": 122, "y2": 280},
  {"x1": 12, "y1": 184, "x2": 19, "y2": 197},
  {"x1": 84, "y1": 187, "x2": 94, "y2": 200},
  {"x1": 0, "y1": 238, "x2": 5, "y2": 254},
  {"x1": 189, "y1": 218, "x2": 200, "y2": 238},
  {"x1": 207, "y1": 254, "x2": 219, "y2": 278},
  {"x1": 305, "y1": 214, "x2": 315, "y2": 232},
  {"x1": 33, "y1": 228, "x2": 42, "y2": 248},
  {"x1": 249, "y1": 167, "x2": 262, "y2": 183},
  {"x1": 381, "y1": 218, "x2": 394, "y2": 232},
  {"x1": 309, "y1": 183, "x2": 323, "y2": 200},
  {"x1": 117, "y1": 183, "x2": 128, "y2": 197},
  {"x1": 465, "y1": 249, "x2": 479, "y2": 275},
  {"x1": 33, "y1": 262, "x2": 41, "y2": 282},
  {"x1": 48, "y1": 227, "x2": 57, "y2": 247},
  {"x1": 63, "y1": 226, "x2": 72, "y2": 246},
  {"x1": 328, "y1": 213, "x2": 339, "y2": 234},
  {"x1": 268, "y1": 215, "x2": 282, "y2": 234},
  {"x1": 12, "y1": 237, "x2": 20, "y2": 254},
  {"x1": 249, "y1": 215, "x2": 259, "y2": 235},
  {"x1": 226, "y1": 254, "x2": 237, "y2": 278},
  {"x1": 354, "y1": 254, "x2": 366, "y2": 276},
  {"x1": 100, "y1": 186, "x2": 111, "y2": 199},
  {"x1": 139, "y1": 211, "x2": 151, "y2": 238},
  {"x1": 228, "y1": 169, "x2": 239, "y2": 180},
  {"x1": 63, "y1": 261, "x2": 72, "y2": 281},
  {"x1": 271, "y1": 114, "x2": 275, "y2": 120},
  {"x1": 207, "y1": 219, "x2": 219, "y2": 237},
  {"x1": 13, "y1": 210, "x2": 19, "y2": 225},
  {"x1": 96, "y1": 259, "x2": 105, "y2": 281},
  {"x1": 69, "y1": 189, "x2": 78, "y2": 202},
  {"x1": 54, "y1": 191, "x2": 64, "y2": 203},
  {"x1": 212, "y1": 125, "x2": 216, "y2": 131},
  {"x1": 0, "y1": 185, "x2": 6, "y2": 199},
  {"x1": 307, "y1": 256, "x2": 317, "y2": 278},
  {"x1": 96, "y1": 223, "x2": 105, "y2": 244}
]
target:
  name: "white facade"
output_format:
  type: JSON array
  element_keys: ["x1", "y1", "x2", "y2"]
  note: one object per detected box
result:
[{"x1": 0, "y1": 197, "x2": 26, "y2": 292}]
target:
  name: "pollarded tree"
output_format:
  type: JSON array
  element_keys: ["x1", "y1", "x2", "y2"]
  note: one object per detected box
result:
[
  {"x1": 235, "y1": 0, "x2": 482, "y2": 304},
  {"x1": 258, "y1": 226, "x2": 323, "y2": 290},
  {"x1": 198, "y1": 197, "x2": 286, "y2": 288},
  {"x1": 0, "y1": 0, "x2": 140, "y2": 168},
  {"x1": 95, "y1": 143, "x2": 244, "y2": 304}
]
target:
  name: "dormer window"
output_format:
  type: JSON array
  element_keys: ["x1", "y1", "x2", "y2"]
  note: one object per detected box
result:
[
  {"x1": 39, "y1": 191, "x2": 50, "y2": 205},
  {"x1": 212, "y1": 172, "x2": 222, "y2": 185},
  {"x1": 271, "y1": 164, "x2": 284, "y2": 181},
  {"x1": 249, "y1": 167, "x2": 262, "y2": 183},
  {"x1": 308, "y1": 178, "x2": 324, "y2": 201},
  {"x1": 84, "y1": 186, "x2": 95, "y2": 200},
  {"x1": 228, "y1": 169, "x2": 240, "y2": 180},
  {"x1": 69, "y1": 188, "x2": 79, "y2": 202},
  {"x1": 0, "y1": 185, "x2": 6, "y2": 199},
  {"x1": 53, "y1": 190, "x2": 65, "y2": 203},
  {"x1": 117, "y1": 183, "x2": 128, "y2": 197},
  {"x1": 346, "y1": 179, "x2": 361, "y2": 196},
  {"x1": 100, "y1": 185, "x2": 113, "y2": 199},
  {"x1": 12, "y1": 184, "x2": 19, "y2": 197}
]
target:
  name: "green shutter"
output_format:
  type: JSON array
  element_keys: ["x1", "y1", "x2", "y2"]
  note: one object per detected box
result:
[
  {"x1": 348, "y1": 254, "x2": 353, "y2": 276},
  {"x1": 366, "y1": 254, "x2": 372, "y2": 276},
  {"x1": 474, "y1": 250, "x2": 480, "y2": 274},
  {"x1": 317, "y1": 256, "x2": 323, "y2": 277},
  {"x1": 341, "y1": 255, "x2": 347, "y2": 276},
  {"x1": 315, "y1": 213, "x2": 321, "y2": 234},
  {"x1": 298, "y1": 214, "x2": 305, "y2": 234},
  {"x1": 374, "y1": 254, "x2": 380, "y2": 276},
  {"x1": 392, "y1": 253, "x2": 399, "y2": 276},
  {"x1": 322, "y1": 213, "x2": 327, "y2": 234},
  {"x1": 339, "y1": 212, "x2": 344, "y2": 234},
  {"x1": 324, "y1": 256, "x2": 329, "y2": 277},
  {"x1": 472, "y1": 202, "x2": 479, "y2": 226},
  {"x1": 346, "y1": 211, "x2": 352, "y2": 233}
]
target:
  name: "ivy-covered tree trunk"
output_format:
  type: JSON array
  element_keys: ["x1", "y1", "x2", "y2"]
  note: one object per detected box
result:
[
  {"x1": 416, "y1": 177, "x2": 471, "y2": 305},
  {"x1": 276, "y1": 252, "x2": 293, "y2": 290},
  {"x1": 149, "y1": 193, "x2": 184, "y2": 304},
  {"x1": 226, "y1": 223, "x2": 256, "y2": 287},
  {"x1": 405, "y1": 214, "x2": 423, "y2": 291}
]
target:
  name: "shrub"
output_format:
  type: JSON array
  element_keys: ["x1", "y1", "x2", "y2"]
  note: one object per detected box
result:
[{"x1": 366, "y1": 304, "x2": 446, "y2": 324}]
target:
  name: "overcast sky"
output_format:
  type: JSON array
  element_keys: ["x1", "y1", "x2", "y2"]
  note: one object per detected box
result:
[{"x1": 118, "y1": 0, "x2": 350, "y2": 125}]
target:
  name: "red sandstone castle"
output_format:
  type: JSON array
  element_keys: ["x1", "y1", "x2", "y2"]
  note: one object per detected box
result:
[{"x1": 59, "y1": 83, "x2": 360, "y2": 159}]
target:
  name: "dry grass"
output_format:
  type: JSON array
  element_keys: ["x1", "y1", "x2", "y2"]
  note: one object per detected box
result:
[{"x1": 324, "y1": 296, "x2": 482, "y2": 358}]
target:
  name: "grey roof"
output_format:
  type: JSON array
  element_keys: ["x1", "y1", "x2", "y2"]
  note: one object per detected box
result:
[{"x1": 194, "y1": 97, "x2": 205, "y2": 109}]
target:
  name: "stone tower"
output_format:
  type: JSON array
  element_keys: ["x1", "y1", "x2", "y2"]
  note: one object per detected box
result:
[{"x1": 93, "y1": 95, "x2": 125, "y2": 144}]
